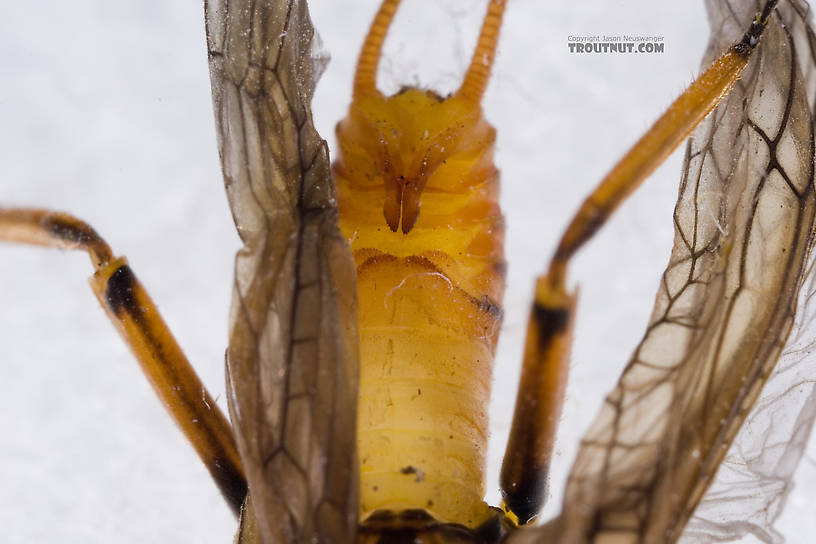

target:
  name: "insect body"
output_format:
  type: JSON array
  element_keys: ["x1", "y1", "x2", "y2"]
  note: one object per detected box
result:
[{"x1": 333, "y1": 0, "x2": 506, "y2": 527}]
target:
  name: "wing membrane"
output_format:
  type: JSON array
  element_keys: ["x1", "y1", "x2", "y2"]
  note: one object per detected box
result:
[
  {"x1": 502, "y1": 2, "x2": 816, "y2": 543},
  {"x1": 556, "y1": 2, "x2": 816, "y2": 542},
  {"x1": 678, "y1": 7, "x2": 816, "y2": 544},
  {"x1": 205, "y1": 1, "x2": 359, "y2": 542}
]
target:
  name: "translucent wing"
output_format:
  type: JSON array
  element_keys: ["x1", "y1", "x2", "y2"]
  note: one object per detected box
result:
[
  {"x1": 684, "y1": 231, "x2": 816, "y2": 543},
  {"x1": 557, "y1": 1, "x2": 816, "y2": 542},
  {"x1": 682, "y1": 6, "x2": 816, "y2": 542},
  {"x1": 508, "y1": 1, "x2": 816, "y2": 543},
  {"x1": 205, "y1": 1, "x2": 359, "y2": 543}
]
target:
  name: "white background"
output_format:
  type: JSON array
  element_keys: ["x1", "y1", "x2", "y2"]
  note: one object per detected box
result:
[{"x1": 0, "y1": 0, "x2": 813, "y2": 542}]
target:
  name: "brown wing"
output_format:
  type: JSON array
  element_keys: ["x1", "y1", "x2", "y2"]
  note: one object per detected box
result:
[
  {"x1": 205, "y1": 1, "x2": 359, "y2": 543},
  {"x1": 561, "y1": 1, "x2": 816, "y2": 542},
  {"x1": 510, "y1": 1, "x2": 816, "y2": 542},
  {"x1": 683, "y1": 5, "x2": 816, "y2": 539}
]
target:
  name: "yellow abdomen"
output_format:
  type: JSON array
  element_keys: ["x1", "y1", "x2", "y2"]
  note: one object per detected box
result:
[{"x1": 334, "y1": 88, "x2": 505, "y2": 527}]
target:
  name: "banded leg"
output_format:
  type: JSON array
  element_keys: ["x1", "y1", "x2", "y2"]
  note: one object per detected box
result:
[
  {"x1": 0, "y1": 208, "x2": 247, "y2": 515},
  {"x1": 499, "y1": 0, "x2": 780, "y2": 526}
]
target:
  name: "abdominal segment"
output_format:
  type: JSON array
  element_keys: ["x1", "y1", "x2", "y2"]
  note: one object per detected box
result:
[{"x1": 336, "y1": 166, "x2": 504, "y2": 528}]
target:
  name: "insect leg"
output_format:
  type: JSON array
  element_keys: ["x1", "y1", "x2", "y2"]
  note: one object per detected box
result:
[
  {"x1": 549, "y1": 0, "x2": 779, "y2": 281},
  {"x1": 499, "y1": 273, "x2": 575, "y2": 525},
  {"x1": 0, "y1": 207, "x2": 247, "y2": 515},
  {"x1": 500, "y1": 0, "x2": 780, "y2": 527}
]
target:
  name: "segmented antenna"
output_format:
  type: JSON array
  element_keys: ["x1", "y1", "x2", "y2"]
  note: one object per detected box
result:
[
  {"x1": 352, "y1": 0, "x2": 401, "y2": 97},
  {"x1": 456, "y1": 0, "x2": 507, "y2": 104}
]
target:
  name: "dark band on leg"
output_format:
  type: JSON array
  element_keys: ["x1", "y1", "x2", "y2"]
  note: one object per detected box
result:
[
  {"x1": 0, "y1": 208, "x2": 247, "y2": 515},
  {"x1": 95, "y1": 259, "x2": 247, "y2": 513}
]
